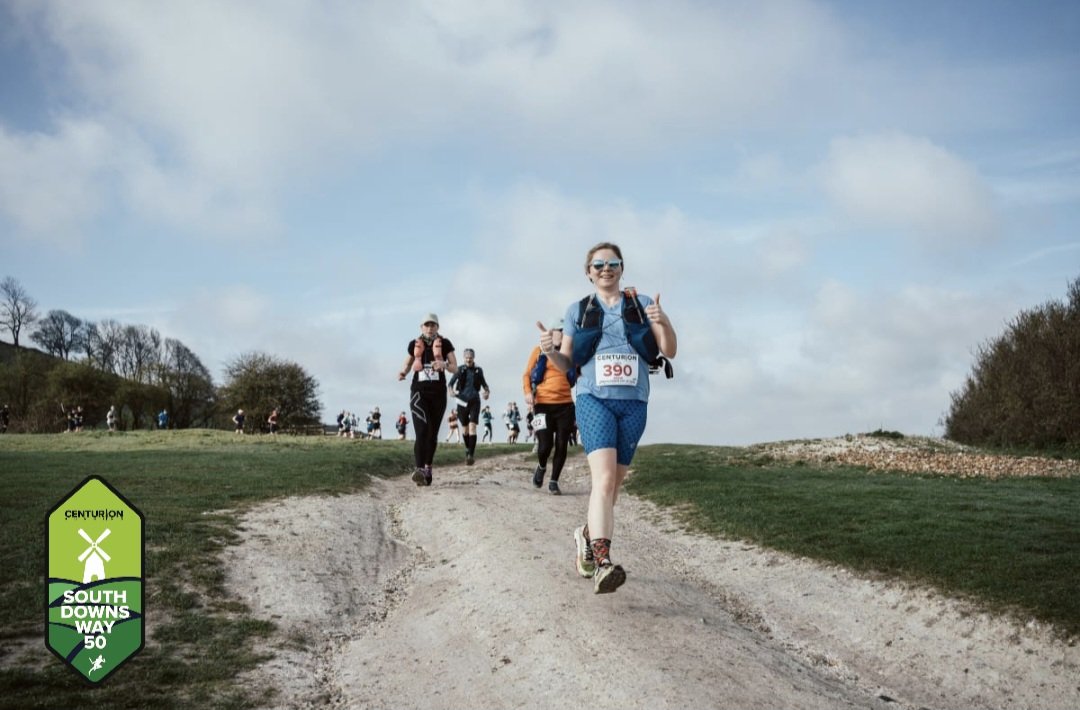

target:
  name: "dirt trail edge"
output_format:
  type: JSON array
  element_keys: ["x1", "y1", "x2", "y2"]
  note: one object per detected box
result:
[{"x1": 224, "y1": 452, "x2": 1079, "y2": 710}]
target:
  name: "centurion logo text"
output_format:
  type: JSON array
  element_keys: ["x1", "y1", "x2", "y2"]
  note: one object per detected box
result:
[{"x1": 46, "y1": 476, "x2": 144, "y2": 684}]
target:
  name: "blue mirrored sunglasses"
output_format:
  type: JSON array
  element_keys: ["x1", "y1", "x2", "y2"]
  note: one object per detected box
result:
[{"x1": 590, "y1": 259, "x2": 623, "y2": 271}]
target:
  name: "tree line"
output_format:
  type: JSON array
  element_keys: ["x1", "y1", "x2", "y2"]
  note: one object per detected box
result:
[
  {"x1": 944, "y1": 275, "x2": 1080, "y2": 450},
  {"x1": 0, "y1": 276, "x2": 321, "y2": 433}
]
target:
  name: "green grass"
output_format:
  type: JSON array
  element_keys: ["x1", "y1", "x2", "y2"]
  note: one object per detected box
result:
[
  {"x1": 0, "y1": 430, "x2": 514, "y2": 709},
  {"x1": 5, "y1": 433, "x2": 1079, "y2": 707},
  {"x1": 627, "y1": 444, "x2": 1080, "y2": 637}
]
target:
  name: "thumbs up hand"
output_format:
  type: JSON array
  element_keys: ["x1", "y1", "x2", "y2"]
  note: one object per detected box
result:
[
  {"x1": 645, "y1": 293, "x2": 668, "y2": 325},
  {"x1": 537, "y1": 320, "x2": 555, "y2": 354}
]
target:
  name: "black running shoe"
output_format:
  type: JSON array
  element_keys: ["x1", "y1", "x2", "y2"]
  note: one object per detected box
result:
[
  {"x1": 532, "y1": 466, "x2": 544, "y2": 488},
  {"x1": 548, "y1": 480, "x2": 561, "y2": 495},
  {"x1": 411, "y1": 468, "x2": 426, "y2": 486}
]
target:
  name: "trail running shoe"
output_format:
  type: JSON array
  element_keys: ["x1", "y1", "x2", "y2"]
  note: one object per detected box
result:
[
  {"x1": 593, "y1": 562, "x2": 626, "y2": 594},
  {"x1": 574, "y1": 526, "x2": 596, "y2": 578},
  {"x1": 423, "y1": 465, "x2": 433, "y2": 486},
  {"x1": 411, "y1": 468, "x2": 426, "y2": 486},
  {"x1": 548, "y1": 480, "x2": 561, "y2": 495},
  {"x1": 532, "y1": 465, "x2": 545, "y2": 488}
]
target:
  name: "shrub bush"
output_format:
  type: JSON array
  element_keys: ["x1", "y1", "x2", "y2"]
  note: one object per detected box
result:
[{"x1": 945, "y1": 276, "x2": 1080, "y2": 448}]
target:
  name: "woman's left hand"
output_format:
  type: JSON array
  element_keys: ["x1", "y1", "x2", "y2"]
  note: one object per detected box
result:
[{"x1": 645, "y1": 293, "x2": 668, "y2": 326}]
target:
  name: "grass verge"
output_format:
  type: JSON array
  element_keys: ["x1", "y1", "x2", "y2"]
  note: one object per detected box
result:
[
  {"x1": 0, "y1": 430, "x2": 512, "y2": 709},
  {"x1": 627, "y1": 444, "x2": 1080, "y2": 637}
]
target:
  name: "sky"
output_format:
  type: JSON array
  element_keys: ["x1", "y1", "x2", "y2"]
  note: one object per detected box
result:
[{"x1": 1, "y1": 0, "x2": 1078, "y2": 446}]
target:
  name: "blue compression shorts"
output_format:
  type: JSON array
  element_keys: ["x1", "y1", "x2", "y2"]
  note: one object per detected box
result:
[{"x1": 575, "y1": 393, "x2": 648, "y2": 465}]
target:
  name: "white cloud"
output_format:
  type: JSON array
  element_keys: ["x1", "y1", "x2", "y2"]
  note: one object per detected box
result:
[
  {"x1": 1, "y1": 0, "x2": 851, "y2": 241},
  {"x1": 821, "y1": 133, "x2": 1001, "y2": 244},
  {"x1": 0, "y1": 119, "x2": 112, "y2": 243}
]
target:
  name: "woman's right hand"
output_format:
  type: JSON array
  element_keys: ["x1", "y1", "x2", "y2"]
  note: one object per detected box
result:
[{"x1": 536, "y1": 321, "x2": 554, "y2": 354}]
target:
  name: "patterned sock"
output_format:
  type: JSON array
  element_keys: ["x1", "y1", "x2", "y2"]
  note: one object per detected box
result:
[{"x1": 591, "y1": 538, "x2": 612, "y2": 567}]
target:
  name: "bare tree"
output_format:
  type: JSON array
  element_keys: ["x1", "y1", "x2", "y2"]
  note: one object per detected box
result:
[
  {"x1": 30, "y1": 309, "x2": 84, "y2": 360},
  {"x1": 116, "y1": 324, "x2": 162, "y2": 383},
  {"x1": 0, "y1": 276, "x2": 39, "y2": 347},
  {"x1": 83, "y1": 319, "x2": 125, "y2": 373}
]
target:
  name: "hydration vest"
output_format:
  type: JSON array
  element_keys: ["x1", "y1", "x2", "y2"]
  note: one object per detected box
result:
[
  {"x1": 412, "y1": 336, "x2": 444, "y2": 371},
  {"x1": 571, "y1": 288, "x2": 674, "y2": 379},
  {"x1": 530, "y1": 352, "x2": 578, "y2": 394}
]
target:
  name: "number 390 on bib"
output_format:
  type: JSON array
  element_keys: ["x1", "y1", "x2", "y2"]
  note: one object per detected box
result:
[{"x1": 594, "y1": 353, "x2": 639, "y2": 387}]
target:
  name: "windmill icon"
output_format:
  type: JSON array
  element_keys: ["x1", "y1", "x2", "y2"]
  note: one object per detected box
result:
[{"x1": 78, "y1": 528, "x2": 111, "y2": 583}]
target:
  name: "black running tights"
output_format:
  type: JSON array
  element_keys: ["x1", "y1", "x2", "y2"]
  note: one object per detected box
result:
[
  {"x1": 534, "y1": 402, "x2": 576, "y2": 481},
  {"x1": 410, "y1": 387, "x2": 447, "y2": 468}
]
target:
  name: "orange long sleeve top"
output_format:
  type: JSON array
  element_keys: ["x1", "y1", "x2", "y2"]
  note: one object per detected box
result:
[{"x1": 522, "y1": 346, "x2": 574, "y2": 405}]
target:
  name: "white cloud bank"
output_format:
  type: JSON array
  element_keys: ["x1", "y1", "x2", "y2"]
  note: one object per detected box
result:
[{"x1": 821, "y1": 132, "x2": 1001, "y2": 244}]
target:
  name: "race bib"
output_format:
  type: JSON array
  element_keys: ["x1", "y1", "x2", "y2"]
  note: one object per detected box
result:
[
  {"x1": 595, "y1": 353, "x2": 639, "y2": 387},
  {"x1": 533, "y1": 413, "x2": 547, "y2": 431},
  {"x1": 418, "y1": 367, "x2": 440, "y2": 383}
]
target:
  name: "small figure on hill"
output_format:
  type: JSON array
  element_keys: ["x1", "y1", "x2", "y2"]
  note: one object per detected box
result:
[
  {"x1": 445, "y1": 409, "x2": 460, "y2": 443},
  {"x1": 62, "y1": 404, "x2": 76, "y2": 433},
  {"x1": 503, "y1": 401, "x2": 521, "y2": 444},
  {"x1": 233, "y1": 408, "x2": 245, "y2": 434},
  {"x1": 107, "y1": 405, "x2": 119, "y2": 432},
  {"x1": 157, "y1": 409, "x2": 168, "y2": 430},
  {"x1": 267, "y1": 408, "x2": 280, "y2": 435},
  {"x1": 480, "y1": 405, "x2": 493, "y2": 443},
  {"x1": 369, "y1": 407, "x2": 382, "y2": 439}
]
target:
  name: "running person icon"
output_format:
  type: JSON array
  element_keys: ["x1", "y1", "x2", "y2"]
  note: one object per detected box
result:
[
  {"x1": 399, "y1": 313, "x2": 457, "y2": 486},
  {"x1": 538, "y1": 242, "x2": 677, "y2": 593}
]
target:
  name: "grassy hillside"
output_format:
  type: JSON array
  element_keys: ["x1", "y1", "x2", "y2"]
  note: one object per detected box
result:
[
  {"x1": 1, "y1": 432, "x2": 1077, "y2": 708},
  {"x1": 0, "y1": 431, "x2": 514, "y2": 709}
]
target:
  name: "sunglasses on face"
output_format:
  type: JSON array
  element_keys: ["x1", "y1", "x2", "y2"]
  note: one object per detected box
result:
[{"x1": 590, "y1": 259, "x2": 623, "y2": 271}]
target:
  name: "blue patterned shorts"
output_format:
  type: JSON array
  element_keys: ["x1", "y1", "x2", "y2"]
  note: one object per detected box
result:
[{"x1": 576, "y1": 393, "x2": 648, "y2": 465}]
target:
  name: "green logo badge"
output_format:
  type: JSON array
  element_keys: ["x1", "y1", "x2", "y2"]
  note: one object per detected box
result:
[{"x1": 46, "y1": 476, "x2": 144, "y2": 684}]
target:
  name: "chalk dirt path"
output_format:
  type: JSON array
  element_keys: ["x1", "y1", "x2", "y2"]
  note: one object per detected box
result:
[{"x1": 224, "y1": 451, "x2": 1079, "y2": 710}]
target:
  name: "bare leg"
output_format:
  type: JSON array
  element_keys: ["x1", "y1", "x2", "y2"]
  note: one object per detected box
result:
[{"x1": 586, "y1": 448, "x2": 629, "y2": 540}]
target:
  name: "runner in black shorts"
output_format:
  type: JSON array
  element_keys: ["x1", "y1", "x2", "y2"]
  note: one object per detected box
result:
[{"x1": 447, "y1": 348, "x2": 490, "y2": 465}]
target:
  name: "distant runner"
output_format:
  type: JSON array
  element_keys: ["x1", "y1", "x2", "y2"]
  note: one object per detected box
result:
[
  {"x1": 522, "y1": 317, "x2": 577, "y2": 495},
  {"x1": 399, "y1": 313, "x2": 457, "y2": 486},
  {"x1": 447, "y1": 348, "x2": 491, "y2": 465}
]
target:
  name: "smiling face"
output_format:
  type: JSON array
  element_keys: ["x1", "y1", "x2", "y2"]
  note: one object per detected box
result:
[{"x1": 586, "y1": 244, "x2": 624, "y2": 289}]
